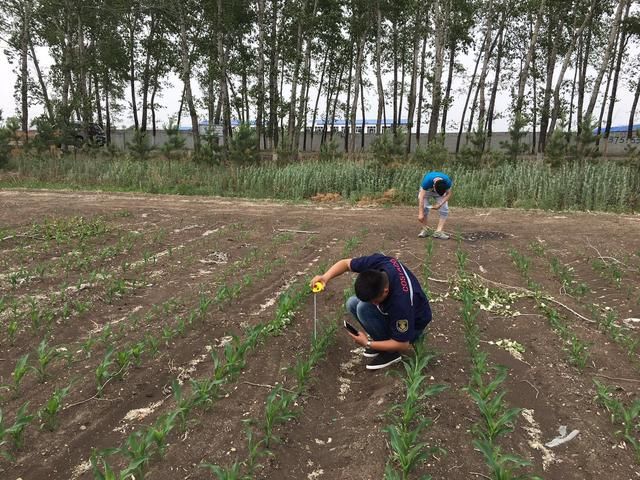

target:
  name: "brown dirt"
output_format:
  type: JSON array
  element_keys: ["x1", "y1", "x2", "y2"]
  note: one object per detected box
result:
[{"x1": 0, "y1": 189, "x2": 639, "y2": 480}]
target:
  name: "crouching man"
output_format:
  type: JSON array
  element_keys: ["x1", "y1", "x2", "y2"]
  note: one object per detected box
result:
[{"x1": 310, "y1": 253, "x2": 432, "y2": 370}]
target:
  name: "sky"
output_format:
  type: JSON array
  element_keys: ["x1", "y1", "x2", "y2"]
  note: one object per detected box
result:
[{"x1": 1, "y1": 42, "x2": 638, "y2": 132}]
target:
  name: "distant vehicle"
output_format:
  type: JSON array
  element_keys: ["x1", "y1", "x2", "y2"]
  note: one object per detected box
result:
[{"x1": 64, "y1": 122, "x2": 106, "y2": 147}]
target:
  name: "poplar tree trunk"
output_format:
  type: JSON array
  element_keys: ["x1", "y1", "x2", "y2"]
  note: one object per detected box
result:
[
  {"x1": 440, "y1": 44, "x2": 455, "y2": 135},
  {"x1": 30, "y1": 41, "x2": 54, "y2": 122},
  {"x1": 287, "y1": 0, "x2": 309, "y2": 151},
  {"x1": 627, "y1": 75, "x2": 640, "y2": 140},
  {"x1": 20, "y1": 0, "x2": 31, "y2": 135},
  {"x1": 310, "y1": 49, "x2": 329, "y2": 149},
  {"x1": 486, "y1": 25, "x2": 505, "y2": 151},
  {"x1": 477, "y1": 0, "x2": 494, "y2": 137},
  {"x1": 427, "y1": 0, "x2": 445, "y2": 143},
  {"x1": 178, "y1": 8, "x2": 200, "y2": 153},
  {"x1": 129, "y1": 12, "x2": 139, "y2": 130},
  {"x1": 456, "y1": 36, "x2": 486, "y2": 153},
  {"x1": 604, "y1": 0, "x2": 632, "y2": 141},
  {"x1": 416, "y1": 36, "x2": 427, "y2": 145},
  {"x1": 405, "y1": 13, "x2": 422, "y2": 155},
  {"x1": 140, "y1": 15, "x2": 156, "y2": 132},
  {"x1": 584, "y1": 0, "x2": 627, "y2": 122},
  {"x1": 514, "y1": 0, "x2": 545, "y2": 118},
  {"x1": 548, "y1": 2, "x2": 594, "y2": 136},
  {"x1": 256, "y1": 0, "x2": 266, "y2": 152},
  {"x1": 268, "y1": 0, "x2": 279, "y2": 149},
  {"x1": 218, "y1": 0, "x2": 229, "y2": 154},
  {"x1": 375, "y1": 1, "x2": 384, "y2": 135}
]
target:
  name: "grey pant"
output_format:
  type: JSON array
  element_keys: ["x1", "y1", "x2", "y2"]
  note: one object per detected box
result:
[{"x1": 420, "y1": 190, "x2": 449, "y2": 219}]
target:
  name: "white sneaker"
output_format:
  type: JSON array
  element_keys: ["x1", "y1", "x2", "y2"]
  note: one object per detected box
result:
[
  {"x1": 417, "y1": 229, "x2": 431, "y2": 238},
  {"x1": 433, "y1": 231, "x2": 449, "y2": 240}
]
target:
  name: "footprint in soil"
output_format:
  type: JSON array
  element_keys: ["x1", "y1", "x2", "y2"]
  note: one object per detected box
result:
[{"x1": 458, "y1": 231, "x2": 509, "y2": 242}]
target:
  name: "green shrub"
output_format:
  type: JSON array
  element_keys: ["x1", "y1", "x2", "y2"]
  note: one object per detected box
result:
[
  {"x1": 370, "y1": 131, "x2": 405, "y2": 165},
  {"x1": 127, "y1": 130, "x2": 154, "y2": 161},
  {"x1": 413, "y1": 138, "x2": 449, "y2": 167},
  {"x1": 229, "y1": 123, "x2": 259, "y2": 165}
]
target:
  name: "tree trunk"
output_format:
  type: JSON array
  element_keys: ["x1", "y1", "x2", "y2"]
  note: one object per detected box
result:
[
  {"x1": 440, "y1": 43, "x2": 455, "y2": 135},
  {"x1": 129, "y1": 12, "x2": 139, "y2": 130},
  {"x1": 392, "y1": 24, "x2": 398, "y2": 135},
  {"x1": 398, "y1": 50, "x2": 406, "y2": 130},
  {"x1": 310, "y1": 49, "x2": 329, "y2": 150},
  {"x1": 140, "y1": 15, "x2": 156, "y2": 132},
  {"x1": 20, "y1": 0, "x2": 32, "y2": 135},
  {"x1": 538, "y1": 18, "x2": 560, "y2": 152},
  {"x1": 218, "y1": 0, "x2": 229, "y2": 154},
  {"x1": 349, "y1": 33, "x2": 366, "y2": 154},
  {"x1": 405, "y1": 13, "x2": 422, "y2": 155},
  {"x1": 577, "y1": 30, "x2": 592, "y2": 133},
  {"x1": 94, "y1": 75, "x2": 102, "y2": 127},
  {"x1": 627, "y1": 73, "x2": 640, "y2": 140},
  {"x1": 29, "y1": 41, "x2": 54, "y2": 122},
  {"x1": 360, "y1": 74, "x2": 366, "y2": 149},
  {"x1": 548, "y1": 1, "x2": 595, "y2": 136},
  {"x1": 456, "y1": 36, "x2": 486, "y2": 153},
  {"x1": 105, "y1": 79, "x2": 111, "y2": 145},
  {"x1": 604, "y1": 0, "x2": 632, "y2": 141},
  {"x1": 486, "y1": 25, "x2": 505, "y2": 151},
  {"x1": 427, "y1": 0, "x2": 445, "y2": 143},
  {"x1": 295, "y1": 0, "x2": 318, "y2": 154},
  {"x1": 584, "y1": 0, "x2": 627, "y2": 122},
  {"x1": 416, "y1": 36, "x2": 428, "y2": 146},
  {"x1": 514, "y1": 0, "x2": 545, "y2": 117},
  {"x1": 179, "y1": 8, "x2": 200, "y2": 153},
  {"x1": 256, "y1": 0, "x2": 266, "y2": 152},
  {"x1": 329, "y1": 62, "x2": 345, "y2": 142},
  {"x1": 268, "y1": 0, "x2": 279, "y2": 149},
  {"x1": 287, "y1": 0, "x2": 309, "y2": 151},
  {"x1": 344, "y1": 45, "x2": 354, "y2": 152},
  {"x1": 477, "y1": 0, "x2": 494, "y2": 137},
  {"x1": 375, "y1": 1, "x2": 384, "y2": 135}
]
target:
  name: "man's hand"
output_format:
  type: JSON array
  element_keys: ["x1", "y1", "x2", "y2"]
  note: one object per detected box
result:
[
  {"x1": 348, "y1": 330, "x2": 369, "y2": 347},
  {"x1": 310, "y1": 275, "x2": 326, "y2": 290},
  {"x1": 418, "y1": 212, "x2": 425, "y2": 223}
]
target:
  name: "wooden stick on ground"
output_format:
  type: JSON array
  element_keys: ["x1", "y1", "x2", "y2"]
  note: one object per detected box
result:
[{"x1": 275, "y1": 228, "x2": 319, "y2": 234}]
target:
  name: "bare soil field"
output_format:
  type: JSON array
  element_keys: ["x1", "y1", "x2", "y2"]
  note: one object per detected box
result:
[{"x1": 0, "y1": 189, "x2": 639, "y2": 480}]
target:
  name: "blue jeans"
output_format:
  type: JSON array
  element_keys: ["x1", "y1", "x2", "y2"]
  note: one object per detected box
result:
[{"x1": 346, "y1": 296, "x2": 424, "y2": 342}]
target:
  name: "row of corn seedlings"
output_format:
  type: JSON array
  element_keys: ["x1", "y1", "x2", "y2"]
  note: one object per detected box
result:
[
  {"x1": 548, "y1": 257, "x2": 589, "y2": 297},
  {"x1": 594, "y1": 380, "x2": 640, "y2": 463},
  {"x1": 508, "y1": 249, "x2": 591, "y2": 370},
  {"x1": 383, "y1": 339, "x2": 448, "y2": 480},
  {"x1": 2, "y1": 231, "x2": 299, "y2": 414},
  {"x1": 456, "y1": 246, "x2": 541, "y2": 480},
  {"x1": 2, "y1": 230, "x2": 313, "y2": 467},
  {"x1": 525, "y1": 249, "x2": 638, "y2": 361},
  {"x1": 90, "y1": 280, "x2": 314, "y2": 478},
  {"x1": 201, "y1": 319, "x2": 338, "y2": 479},
  {"x1": 459, "y1": 286, "x2": 541, "y2": 480}
]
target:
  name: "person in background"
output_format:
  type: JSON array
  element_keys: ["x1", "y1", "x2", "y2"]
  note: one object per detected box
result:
[{"x1": 417, "y1": 171, "x2": 453, "y2": 240}]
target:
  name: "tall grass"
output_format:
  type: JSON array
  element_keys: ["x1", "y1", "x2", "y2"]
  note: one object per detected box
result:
[{"x1": 3, "y1": 155, "x2": 639, "y2": 212}]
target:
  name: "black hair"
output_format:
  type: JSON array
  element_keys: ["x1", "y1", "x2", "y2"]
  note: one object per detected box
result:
[
  {"x1": 434, "y1": 179, "x2": 447, "y2": 196},
  {"x1": 354, "y1": 270, "x2": 388, "y2": 302}
]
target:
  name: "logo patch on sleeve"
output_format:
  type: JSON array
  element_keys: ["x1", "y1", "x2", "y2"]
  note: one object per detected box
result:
[{"x1": 396, "y1": 319, "x2": 409, "y2": 333}]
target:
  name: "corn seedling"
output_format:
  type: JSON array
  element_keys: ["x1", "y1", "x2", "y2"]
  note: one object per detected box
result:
[
  {"x1": 145, "y1": 334, "x2": 160, "y2": 355},
  {"x1": 190, "y1": 376, "x2": 224, "y2": 409},
  {"x1": 7, "y1": 319, "x2": 18, "y2": 345},
  {"x1": 172, "y1": 380, "x2": 193, "y2": 431},
  {"x1": 384, "y1": 340, "x2": 447, "y2": 480},
  {"x1": 342, "y1": 236, "x2": 361, "y2": 256},
  {"x1": 95, "y1": 348, "x2": 115, "y2": 396},
  {"x1": 31, "y1": 338, "x2": 60, "y2": 382},
  {"x1": 39, "y1": 384, "x2": 72, "y2": 431},
  {"x1": 114, "y1": 350, "x2": 131, "y2": 379},
  {"x1": 11, "y1": 354, "x2": 30, "y2": 393},
  {"x1": 8, "y1": 402, "x2": 33, "y2": 449},
  {"x1": 595, "y1": 380, "x2": 640, "y2": 462},
  {"x1": 262, "y1": 386, "x2": 298, "y2": 448},
  {"x1": 475, "y1": 439, "x2": 540, "y2": 480},
  {"x1": 200, "y1": 461, "x2": 246, "y2": 480},
  {"x1": 567, "y1": 335, "x2": 590, "y2": 371}
]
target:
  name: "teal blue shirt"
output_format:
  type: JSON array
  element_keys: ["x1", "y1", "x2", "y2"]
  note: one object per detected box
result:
[{"x1": 421, "y1": 172, "x2": 453, "y2": 191}]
